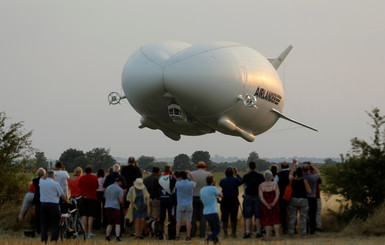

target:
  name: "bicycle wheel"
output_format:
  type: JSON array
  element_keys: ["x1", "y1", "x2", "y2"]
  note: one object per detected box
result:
[{"x1": 74, "y1": 217, "x2": 86, "y2": 241}]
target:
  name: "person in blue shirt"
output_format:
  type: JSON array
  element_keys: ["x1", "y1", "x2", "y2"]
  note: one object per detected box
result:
[
  {"x1": 219, "y1": 167, "x2": 243, "y2": 238},
  {"x1": 200, "y1": 176, "x2": 223, "y2": 245},
  {"x1": 175, "y1": 171, "x2": 196, "y2": 240},
  {"x1": 39, "y1": 170, "x2": 71, "y2": 243}
]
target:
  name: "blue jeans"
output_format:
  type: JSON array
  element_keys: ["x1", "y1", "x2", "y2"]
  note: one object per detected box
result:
[{"x1": 204, "y1": 213, "x2": 220, "y2": 242}]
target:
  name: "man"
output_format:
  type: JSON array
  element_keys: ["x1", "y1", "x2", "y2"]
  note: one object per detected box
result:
[
  {"x1": 78, "y1": 165, "x2": 99, "y2": 238},
  {"x1": 103, "y1": 164, "x2": 127, "y2": 231},
  {"x1": 175, "y1": 171, "x2": 196, "y2": 240},
  {"x1": 200, "y1": 175, "x2": 223, "y2": 245},
  {"x1": 103, "y1": 164, "x2": 127, "y2": 190},
  {"x1": 144, "y1": 166, "x2": 161, "y2": 220},
  {"x1": 54, "y1": 161, "x2": 70, "y2": 213},
  {"x1": 275, "y1": 161, "x2": 291, "y2": 234},
  {"x1": 121, "y1": 157, "x2": 142, "y2": 208},
  {"x1": 104, "y1": 177, "x2": 125, "y2": 242},
  {"x1": 191, "y1": 161, "x2": 212, "y2": 238},
  {"x1": 302, "y1": 162, "x2": 320, "y2": 235},
  {"x1": 315, "y1": 175, "x2": 323, "y2": 231},
  {"x1": 158, "y1": 165, "x2": 177, "y2": 239},
  {"x1": 242, "y1": 161, "x2": 264, "y2": 238},
  {"x1": 32, "y1": 167, "x2": 46, "y2": 233},
  {"x1": 54, "y1": 161, "x2": 70, "y2": 198},
  {"x1": 39, "y1": 170, "x2": 71, "y2": 243}
]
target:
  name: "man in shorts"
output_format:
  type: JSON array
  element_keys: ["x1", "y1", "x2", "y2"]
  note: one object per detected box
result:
[
  {"x1": 242, "y1": 161, "x2": 265, "y2": 238},
  {"x1": 104, "y1": 177, "x2": 124, "y2": 241},
  {"x1": 175, "y1": 171, "x2": 196, "y2": 240},
  {"x1": 78, "y1": 165, "x2": 99, "y2": 238}
]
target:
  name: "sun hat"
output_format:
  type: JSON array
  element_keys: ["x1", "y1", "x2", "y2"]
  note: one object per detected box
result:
[
  {"x1": 134, "y1": 178, "x2": 145, "y2": 190},
  {"x1": 196, "y1": 161, "x2": 208, "y2": 168}
]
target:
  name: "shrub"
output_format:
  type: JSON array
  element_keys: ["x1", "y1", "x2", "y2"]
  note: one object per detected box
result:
[{"x1": 322, "y1": 108, "x2": 385, "y2": 222}]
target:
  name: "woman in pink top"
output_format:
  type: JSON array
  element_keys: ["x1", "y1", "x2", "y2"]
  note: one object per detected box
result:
[{"x1": 95, "y1": 169, "x2": 105, "y2": 229}]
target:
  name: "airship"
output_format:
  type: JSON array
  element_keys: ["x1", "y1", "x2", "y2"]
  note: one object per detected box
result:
[{"x1": 108, "y1": 41, "x2": 317, "y2": 142}]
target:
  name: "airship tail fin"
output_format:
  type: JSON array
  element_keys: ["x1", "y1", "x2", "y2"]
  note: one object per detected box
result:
[
  {"x1": 269, "y1": 45, "x2": 293, "y2": 70},
  {"x1": 271, "y1": 108, "x2": 318, "y2": 132}
]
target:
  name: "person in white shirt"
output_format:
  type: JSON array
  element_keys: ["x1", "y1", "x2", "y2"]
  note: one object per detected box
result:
[{"x1": 54, "y1": 161, "x2": 70, "y2": 197}]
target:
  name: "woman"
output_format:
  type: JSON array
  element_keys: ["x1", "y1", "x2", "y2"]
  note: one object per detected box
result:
[
  {"x1": 219, "y1": 167, "x2": 242, "y2": 238},
  {"x1": 126, "y1": 178, "x2": 150, "y2": 239},
  {"x1": 95, "y1": 169, "x2": 105, "y2": 229},
  {"x1": 68, "y1": 167, "x2": 83, "y2": 198},
  {"x1": 270, "y1": 164, "x2": 279, "y2": 181},
  {"x1": 259, "y1": 170, "x2": 281, "y2": 241},
  {"x1": 288, "y1": 164, "x2": 311, "y2": 238}
]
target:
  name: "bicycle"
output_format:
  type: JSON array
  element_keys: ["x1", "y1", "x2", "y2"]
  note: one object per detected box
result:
[{"x1": 59, "y1": 196, "x2": 86, "y2": 241}]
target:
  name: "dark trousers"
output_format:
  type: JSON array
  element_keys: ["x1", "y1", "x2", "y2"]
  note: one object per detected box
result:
[
  {"x1": 34, "y1": 202, "x2": 41, "y2": 233},
  {"x1": 94, "y1": 191, "x2": 104, "y2": 229},
  {"x1": 205, "y1": 213, "x2": 220, "y2": 242},
  {"x1": 279, "y1": 198, "x2": 289, "y2": 233},
  {"x1": 307, "y1": 197, "x2": 317, "y2": 234},
  {"x1": 40, "y1": 202, "x2": 61, "y2": 242},
  {"x1": 160, "y1": 198, "x2": 176, "y2": 238},
  {"x1": 220, "y1": 196, "x2": 239, "y2": 223},
  {"x1": 192, "y1": 197, "x2": 206, "y2": 237}
]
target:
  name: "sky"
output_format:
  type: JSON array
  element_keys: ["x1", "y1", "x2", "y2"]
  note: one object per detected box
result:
[{"x1": 1, "y1": 1, "x2": 384, "y2": 161}]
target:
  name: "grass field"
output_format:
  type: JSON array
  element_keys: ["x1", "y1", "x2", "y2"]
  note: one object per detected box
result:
[{"x1": 1, "y1": 171, "x2": 384, "y2": 244}]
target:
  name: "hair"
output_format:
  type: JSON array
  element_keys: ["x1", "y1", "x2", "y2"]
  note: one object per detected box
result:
[
  {"x1": 206, "y1": 175, "x2": 214, "y2": 185},
  {"x1": 174, "y1": 170, "x2": 180, "y2": 178},
  {"x1": 113, "y1": 163, "x2": 120, "y2": 172},
  {"x1": 164, "y1": 165, "x2": 172, "y2": 174},
  {"x1": 302, "y1": 162, "x2": 310, "y2": 173},
  {"x1": 85, "y1": 165, "x2": 93, "y2": 174},
  {"x1": 128, "y1": 157, "x2": 135, "y2": 165},
  {"x1": 249, "y1": 161, "x2": 257, "y2": 170},
  {"x1": 152, "y1": 166, "x2": 160, "y2": 174},
  {"x1": 295, "y1": 167, "x2": 304, "y2": 178},
  {"x1": 264, "y1": 170, "x2": 273, "y2": 181},
  {"x1": 74, "y1": 167, "x2": 83, "y2": 176},
  {"x1": 36, "y1": 168, "x2": 46, "y2": 178},
  {"x1": 225, "y1": 167, "x2": 234, "y2": 177},
  {"x1": 179, "y1": 171, "x2": 187, "y2": 179},
  {"x1": 55, "y1": 161, "x2": 64, "y2": 169},
  {"x1": 108, "y1": 167, "x2": 113, "y2": 174},
  {"x1": 47, "y1": 170, "x2": 55, "y2": 178},
  {"x1": 97, "y1": 168, "x2": 105, "y2": 178},
  {"x1": 270, "y1": 164, "x2": 279, "y2": 177},
  {"x1": 281, "y1": 161, "x2": 289, "y2": 169}
]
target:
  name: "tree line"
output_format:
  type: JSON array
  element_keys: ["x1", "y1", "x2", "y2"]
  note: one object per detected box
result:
[{"x1": 2, "y1": 108, "x2": 385, "y2": 225}]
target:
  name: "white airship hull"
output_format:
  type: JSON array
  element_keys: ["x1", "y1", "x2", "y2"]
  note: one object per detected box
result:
[{"x1": 118, "y1": 41, "x2": 315, "y2": 142}]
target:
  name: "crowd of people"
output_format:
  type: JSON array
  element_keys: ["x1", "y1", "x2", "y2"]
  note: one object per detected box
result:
[{"x1": 19, "y1": 158, "x2": 322, "y2": 243}]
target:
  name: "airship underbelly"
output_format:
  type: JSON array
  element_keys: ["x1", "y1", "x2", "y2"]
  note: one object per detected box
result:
[{"x1": 121, "y1": 41, "x2": 285, "y2": 141}]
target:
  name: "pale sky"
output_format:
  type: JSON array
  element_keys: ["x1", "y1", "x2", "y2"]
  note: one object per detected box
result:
[{"x1": 1, "y1": 1, "x2": 384, "y2": 161}]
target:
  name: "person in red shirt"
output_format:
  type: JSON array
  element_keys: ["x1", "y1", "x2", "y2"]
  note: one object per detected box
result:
[
  {"x1": 68, "y1": 167, "x2": 83, "y2": 198},
  {"x1": 78, "y1": 165, "x2": 99, "y2": 238}
]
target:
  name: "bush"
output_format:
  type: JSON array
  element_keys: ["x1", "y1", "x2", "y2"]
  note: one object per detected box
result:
[
  {"x1": 322, "y1": 108, "x2": 385, "y2": 222},
  {"x1": 0, "y1": 112, "x2": 33, "y2": 206}
]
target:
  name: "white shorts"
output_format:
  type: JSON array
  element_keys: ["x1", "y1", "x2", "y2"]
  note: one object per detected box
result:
[{"x1": 21, "y1": 192, "x2": 35, "y2": 211}]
